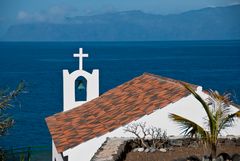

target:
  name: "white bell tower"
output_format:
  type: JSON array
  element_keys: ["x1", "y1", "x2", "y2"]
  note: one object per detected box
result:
[{"x1": 63, "y1": 48, "x2": 99, "y2": 111}]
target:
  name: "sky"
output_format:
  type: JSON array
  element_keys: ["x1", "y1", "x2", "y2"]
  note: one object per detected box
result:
[{"x1": 0, "y1": 0, "x2": 240, "y2": 31}]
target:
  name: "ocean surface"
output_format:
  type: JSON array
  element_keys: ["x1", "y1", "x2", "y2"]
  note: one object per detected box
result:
[{"x1": 0, "y1": 41, "x2": 240, "y2": 148}]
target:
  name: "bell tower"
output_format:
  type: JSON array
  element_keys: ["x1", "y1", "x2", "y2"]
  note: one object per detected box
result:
[{"x1": 63, "y1": 48, "x2": 99, "y2": 111}]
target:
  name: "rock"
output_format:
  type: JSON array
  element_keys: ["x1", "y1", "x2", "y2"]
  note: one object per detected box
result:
[
  {"x1": 226, "y1": 135, "x2": 235, "y2": 139},
  {"x1": 172, "y1": 158, "x2": 186, "y2": 161},
  {"x1": 188, "y1": 141, "x2": 199, "y2": 148},
  {"x1": 236, "y1": 138, "x2": 240, "y2": 146},
  {"x1": 202, "y1": 155, "x2": 211, "y2": 161},
  {"x1": 137, "y1": 147, "x2": 144, "y2": 152},
  {"x1": 215, "y1": 156, "x2": 224, "y2": 161},
  {"x1": 159, "y1": 148, "x2": 167, "y2": 152},
  {"x1": 170, "y1": 140, "x2": 183, "y2": 147},
  {"x1": 186, "y1": 155, "x2": 200, "y2": 161},
  {"x1": 132, "y1": 148, "x2": 138, "y2": 152},
  {"x1": 218, "y1": 138, "x2": 225, "y2": 144},
  {"x1": 144, "y1": 148, "x2": 150, "y2": 153},
  {"x1": 224, "y1": 139, "x2": 234, "y2": 145},
  {"x1": 217, "y1": 152, "x2": 231, "y2": 161},
  {"x1": 91, "y1": 137, "x2": 128, "y2": 161},
  {"x1": 150, "y1": 148, "x2": 156, "y2": 153},
  {"x1": 168, "y1": 147, "x2": 174, "y2": 151},
  {"x1": 232, "y1": 153, "x2": 240, "y2": 161}
]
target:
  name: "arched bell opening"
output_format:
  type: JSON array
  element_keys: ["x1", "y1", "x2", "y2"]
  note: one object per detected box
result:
[{"x1": 75, "y1": 76, "x2": 87, "y2": 101}]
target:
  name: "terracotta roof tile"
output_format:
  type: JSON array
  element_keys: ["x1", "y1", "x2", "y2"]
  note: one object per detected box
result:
[{"x1": 45, "y1": 73, "x2": 197, "y2": 153}]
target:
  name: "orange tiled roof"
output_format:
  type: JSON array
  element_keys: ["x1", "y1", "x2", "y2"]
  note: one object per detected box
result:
[{"x1": 45, "y1": 73, "x2": 197, "y2": 153}]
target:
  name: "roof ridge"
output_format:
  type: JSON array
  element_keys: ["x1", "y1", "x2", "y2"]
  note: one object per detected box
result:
[{"x1": 143, "y1": 72, "x2": 192, "y2": 86}]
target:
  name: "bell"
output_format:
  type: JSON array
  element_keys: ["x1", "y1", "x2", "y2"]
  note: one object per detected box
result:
[{"x1": 77, "y1": 80, "x2": 85, "y2": 90}]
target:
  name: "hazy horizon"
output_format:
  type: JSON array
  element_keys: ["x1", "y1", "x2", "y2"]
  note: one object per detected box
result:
[
  {"x1": 1, "y1": 0, "x2": 240, "y2": 25},
  {"x1": 1, "y1": 4, "x2": 240, "y2": 41}
]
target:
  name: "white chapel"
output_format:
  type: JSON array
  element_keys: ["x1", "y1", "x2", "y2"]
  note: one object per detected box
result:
[{"x1": 46, "y1": 48, "x2": 240, "y2": 161}]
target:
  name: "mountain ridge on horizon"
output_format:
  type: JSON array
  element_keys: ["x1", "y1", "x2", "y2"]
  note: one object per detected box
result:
[
  {"x1": 66, "y1": 4, "x2": 239, "y2": 18},
  {"x1": 1, "y1": 4, "x2": 240, "y2": 41}
]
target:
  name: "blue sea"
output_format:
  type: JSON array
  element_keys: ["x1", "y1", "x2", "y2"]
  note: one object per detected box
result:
[{"x1": 0, "y1": 41, "x2": 240, "y2": 148}]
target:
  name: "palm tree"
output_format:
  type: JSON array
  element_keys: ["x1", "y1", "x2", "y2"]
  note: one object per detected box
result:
[
  {"x1": 0, "y1": 81, "x2": 24, "y2": 136},
  {"x1": 169, "y1": 83, "x2": 240, "y2": 159}
]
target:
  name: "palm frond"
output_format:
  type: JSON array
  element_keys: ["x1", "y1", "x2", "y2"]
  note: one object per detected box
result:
[
  {"x1": 181, "y1": 83, "x2": 216, "y2": 134},
  {"x1": 169, "y1": 113, "x2": 208, "y2": 139},
  {"x1": 235, "y1": 111, "x2": 240, "y2": 118},
  {"x1": 208, "y1": 90, "x2": 232, "y2": 106},
  {"x1": 0, "y1": 81, "x2": 25, "y2": 110},
  {"x1": 218, "y1": 110, "x2": 240, "y2": 135},
  {"x1": 0, "y1": 117, "x2": 14, "y2": 136},
  {"x1": 174, "y1": 84, "x2": 239, "y2": 158}
]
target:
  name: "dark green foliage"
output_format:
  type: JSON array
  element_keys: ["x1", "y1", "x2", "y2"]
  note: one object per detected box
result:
[
  {"x1": 4, "y1": 146, "x2": 51, "y2": 161},
  {"x1": 0, "y1": 81, "x2": 25, "y2": 136}
]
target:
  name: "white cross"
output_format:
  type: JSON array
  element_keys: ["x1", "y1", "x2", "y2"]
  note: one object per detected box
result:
[{"x1": 73, "y1": 48, "x2": 89, "y2": 70}]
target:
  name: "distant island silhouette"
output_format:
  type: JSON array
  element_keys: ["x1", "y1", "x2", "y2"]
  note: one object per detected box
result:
[{"x1": 1, "y1": 4, "x2": 240, "y2": 41}]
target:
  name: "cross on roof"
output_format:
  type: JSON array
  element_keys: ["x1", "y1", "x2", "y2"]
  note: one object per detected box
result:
[{"x1": 73, "y1": 48, "x2": 89, "y2": 70}]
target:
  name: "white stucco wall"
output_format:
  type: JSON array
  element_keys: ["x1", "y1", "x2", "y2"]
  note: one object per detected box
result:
[
  {"x1": 63, "y1": 69, "x2": 99, "y2": 111},
  {"x1": 62, "y1": 89, "x2": 240, "y2": 161},
  {"x1": 53, "y1": 141, "x2": 64, "y2": 161}
]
